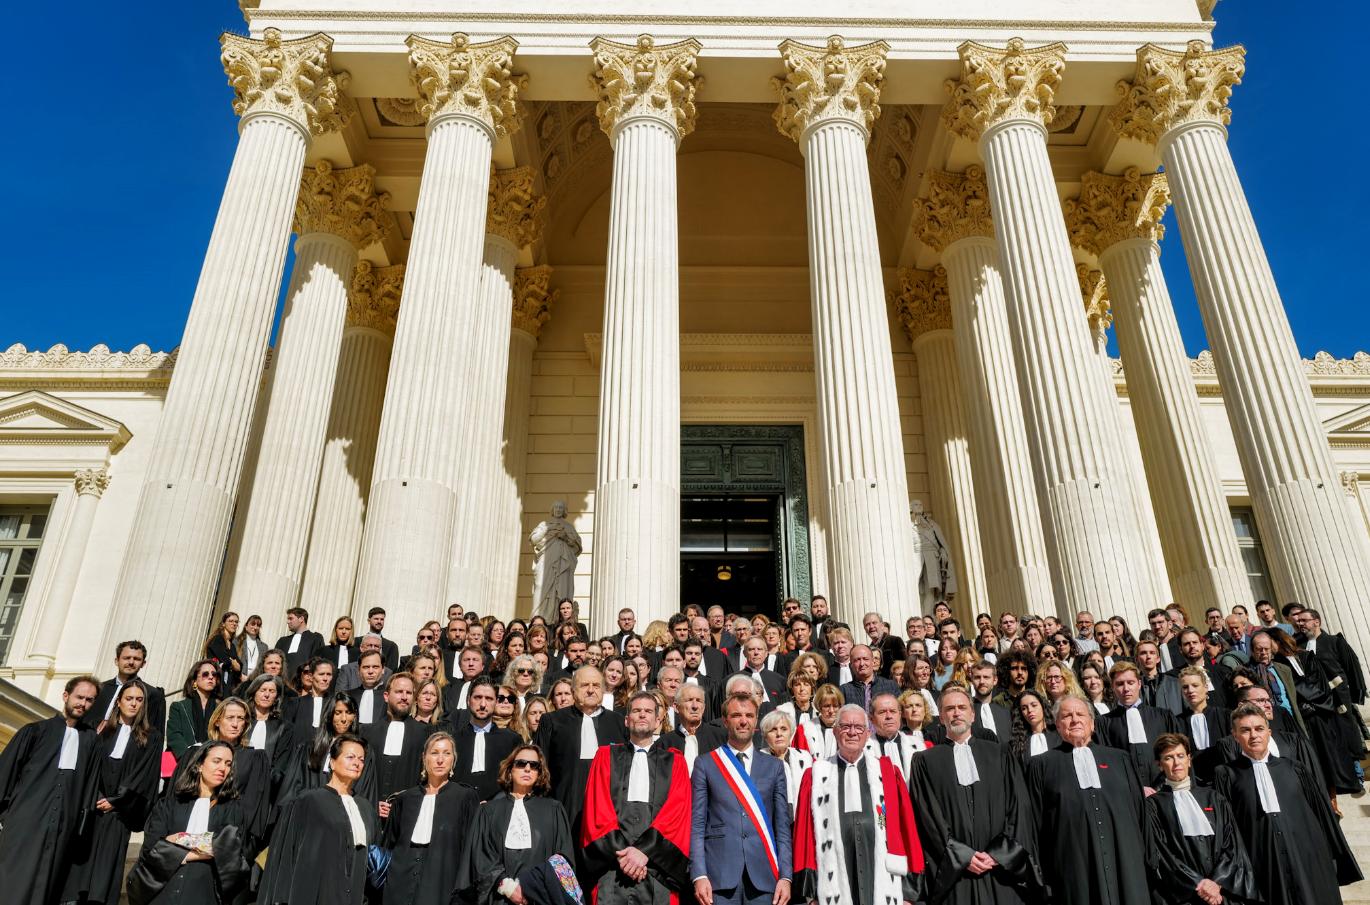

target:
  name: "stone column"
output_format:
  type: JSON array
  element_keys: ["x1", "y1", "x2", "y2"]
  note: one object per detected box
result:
[
  {"x1": 912, "y1": 167, "x2": 1058, "y2": 616},
  {"x1": 1113, "y1": 42, "x2": 1370, "y2": 645},
  {"x1": 1066, "y1": 168, "x2": 1251, "y2": 611},
  {"x1": 30, "y1": 469, "x2": 110, "y2": 664},
  {"x1": 892, "y1": 268, "x2": 989, "y2": 622},
  {"x1": 493, "y1": 267, "x2": 558, "y2": 612},
  {"x1": 587, "y1": 35, "x2": 700, "y2": 637},
  {"x1": 353, "y1": 35, "x2": 524, "y2": 631},
  {"x1": 221, "y1": 163, "x2": 392, "y2": 619},
  {"x1": 447, "y1": 168, "x2": 545, "y2": 613},
  {"x1": 297, "y1": 262, "x2": 402, "y2": 628},
  {"x1": 774, "y1": 37, "x2": 918, "y2": 626},
  {"x1": 103, "y1": 30, "x2": 348, "y2": 686},
  {"x1": 942, "y1": 39, "x2": 1165, "y2": 626}
]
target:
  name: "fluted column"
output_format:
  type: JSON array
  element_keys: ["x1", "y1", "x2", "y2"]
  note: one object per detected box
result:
[
  {"x1": 447, "y1": 168, "x2": 545, "y2": 614},
  {"x1": 30, "y1": 469, "x2": 110, "y2": 663},
  {"x1": 943, "y1": 39, "x2": 1165, "y2": 626},
  {"x1": 353, "y1": 35, "x2": 524, "y2": 631},
  {"x1": 893, "y1": 268, "x2": 988, "y2": 623},
  {"x1": 298, "y1": 262, "x2": 401, "y2": 628},
  {"x1": 912, "y1": 168, "x2": 1058, "y2": 615},
  {"x1": 221, "y1": 163, "x2": 392, "y2": 619},
  {"x1": 775, "y1": 37, "x2": 917, "y2": 626},
  {"x1": 103, "y1": 30, "x2": 348, "y2": 686},
  {"x1": 1066, "y1": 168, "x2": 1251, "y2": 610},
  {"x1": 1113, "y1": 41, "x2": 1370, "y2": 645},
  {"x1": 493, "y1": 267, "x2": 558, "y2": 612},
  {"x1": 587, "y1": 35, "x2": 700, "y2": 636}
]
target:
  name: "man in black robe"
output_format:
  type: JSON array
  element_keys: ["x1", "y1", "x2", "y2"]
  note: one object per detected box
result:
[
  {"x1": 652, "y1": 683, "x2": 724, "y2": 773},
  {"x1": 274, "y1": 606, "x2": 324, "y2": 677},
  {"x1": 1133, "y1": 641, "x2": 1183, "y2": 715},
  {"x1": 1095, "y1": 660, "x2": 1179, "y2": 786},
  {"x1": 1026, "y1": 694, "x2": 1150, "y2": 905},
  {"x1": 453, "y1": 677, "x2": 521, "y2": 801},
  {"x1": 533, "y1": 664, "x2": 626, "y2": 835},
  {"x1": 0, "y1": 674, "x2": 101, "y2": 905},
  {"x1": 347, "y1": 649, "x2": 389, "y2": 727},
  {"x1": 908, "y1": 687, "x2": 1038, "y2": 905},
  {"x1": 1166, "y1": 627, "x2": 1231, "y2": 708},
  {"x1": 1215, "y1": 685, "x2": 1325, "y2": 788},
  {"x1": 1215, "y1": 704, "x2": 1361, "y2": 905},
  {"x1": 365, "y1": 606, "x2": 401, "y2": 671},
  {"x1": 358, "y1": 672, "x2": 433, "y2": 819},
  {"x1": 84, "y1": 640, "x2": 167, "y2": 734},
  {"x1": 1297, "y1": 608, "x2": 1366, "y2": 704},
  {"x1": 444, "y1": 645, "x2": 490, "y2": 715},
  {"x1": 967, "y1": 661, "x2": 1013, "y2": 742}
]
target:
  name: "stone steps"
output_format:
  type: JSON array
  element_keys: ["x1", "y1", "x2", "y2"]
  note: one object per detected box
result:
[{"x1": 1338, "y1": 784, "x2": 1370, "y2": 904}]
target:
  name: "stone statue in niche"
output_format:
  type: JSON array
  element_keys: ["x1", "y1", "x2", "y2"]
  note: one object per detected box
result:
[
  {"x1": 530, "y1": 500, "x2": 582, "y2": 621},
  {"x1": 910, "y1": 499, "x2": 956, "y2": 612}
]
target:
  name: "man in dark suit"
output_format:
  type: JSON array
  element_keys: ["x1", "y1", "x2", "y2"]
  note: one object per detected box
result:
[
  {"x1": 809, "y1": 595, "x2": 832, "y2": 649},
  {"x1": 443, "y1": 645, "x2": 489, "y2": 715},
  {"x1": 681, "y1": 639, "x2": 722, "y2": 717},
  {"x1": 841, "y1": 645, "x2": 898, "y2": 712},
  {"x1": 365, "y1": 607, "x2": 401, "y2": 672},
  {"x1": 84, "y1": 639, "x2": 167, "y2": 734},
  {"x1": 691, "y1": 616, "x2": 731, "y2": 679},
  {"x1": 1134, "y1": 640, "x2": 1184, "y2": 714},
  {"x1": 732, "y1": 637, "x2": 787, "y2": 706},
  {"x1": 1166, "y1": 627, "x2": 1232, "y2": 708},
  {"x1": 1096, "y1": 661, "x2": 1181, "y2": 784},
  {"x1": 274, "y1": 606, "x2": 324, "y2": 677},
  {"x1": 532, "y1": 665, "x2": 626, "y2": 835},
  {"x1": 967, "y1": 660, "x2": 1013, "y2": 742},
  {"x1": 609, "y1": 607, "x2": 638, "y2": 654},
  {"x1": 690, "y1": 691, "x2": 793, "y2": 905},
  {"x1": 722, "y1": 617, "x2": 754, "y2": 672},
  {"x1": 863, "y1": 611, "x2": 907, "y2": 680},
  {"x1": 451, "y1": 677, "x2": 520, "y2": 801},
  {"x1": 788, "y1": 615, "x2": 832, "y2": 666},
  {"x1": 707, "y1": 605, "x2": 738, "y2": 653},
  {"x1": 825, "y1": 626, "x2": 856, "y2": 687}
]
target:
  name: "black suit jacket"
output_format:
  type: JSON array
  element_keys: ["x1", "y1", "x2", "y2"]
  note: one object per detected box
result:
[
  {"x1": 274, "y1": 630, "x2": 324, "y2": 676},
  {"x1": 451, "y1": 722, "x2": 521, "y2": 801},
  {"x1": 85, "y1": 677, "x2": 167, "y2": 735},
  {"x1": 653, "y1": 721, "x2": 727, "y2": 758},
  {"x1": 840, "y1": 677, "x2": 900, "y2": 708},
  {"x1": 376, "y1": 636, "x2": 400, "y2": 672},
  {"x1": 731, "y1": 668, "x2": 787, "y2": 704},
  {"x1": 699, "y1": 647, "x2": 731, "y2": 682}
]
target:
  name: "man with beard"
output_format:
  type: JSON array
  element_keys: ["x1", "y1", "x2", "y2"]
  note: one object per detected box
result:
[
  {"x1": 453, "y1": 677, "x2": 521, "y2": 801},
  {"x1": 1296, "y1": 609, "x2": 1366, "y2": 704},
  {"x1": 1167, "y1": 627, "x2": 1231, "y2": 708},
  {"x1": 908, "y1": 687, "x2": 1038, "y2": 905},
  {"x1": 1096, "y1": 661, "x2": 1180, "y2": 785},
  {"x1": 0, "y1": 675, "x2": 101, "y2": 905},
  {"x1": 968, "y1": 661, "x2": 1013, "y2": 741},
  {"x1": 810, "y1": 596, "x2": 832, "y2": 648},
  {"x1": 1026, "y1": 695, "x2": 1149, "y2": 905},
  {"x1": 85, "y1": 640, "x2": 167, "y2": 734},
  {"x1": 534, "y1": 665, "x2": 628, "y2": 835},
  {"x1": 357, "y1": 672, "x2": 434, "y2": 816}
]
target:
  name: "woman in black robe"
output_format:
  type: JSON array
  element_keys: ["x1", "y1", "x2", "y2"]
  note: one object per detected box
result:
[
  {"x1": 243, "y1": 674, "x2": 296, "y2": 795},
  {"x1": 381, "y1": 731, "x2": 481, "y2": 904},
  {"x1": 63, "y1": 680, "x2": 162, "y2": 904},
  {"x1": 1008, "y1": 689, "x2": 1059, "y2": 766},
  {"x1": 1176, "y1": 666, "x2": 1230, "y2": 785},
  {"x1": 168, "y1": 697, "x2": 273, "y2": 847},
  {"x1": 465, "y1": 743, "x2": 575, "y2": 905},
  {"x1": 258, "y1": 734, "x2": 376, "y2": 905},
  {"x1": 1145, "y1": 733, "x2": 1258, "y2": 905},
  {"x1": 205, "y1": 612, "x2": 244, "y2": 689},
  {"x1": 279, "y1": 692, "x2": 357, "y2": 803},
  {"x1": 127, "y1": 742, "x2": 251, "y2": 905}
]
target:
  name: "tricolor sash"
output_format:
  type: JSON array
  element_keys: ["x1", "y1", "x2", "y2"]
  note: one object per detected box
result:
[{"x1": 712, "y1": 747, "x2": 780, "y2": 879}]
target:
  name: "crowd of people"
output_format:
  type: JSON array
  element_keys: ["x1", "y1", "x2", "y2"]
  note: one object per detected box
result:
[{"x1": 0, "y1": 593, "x2": 1366, "y2": 905}]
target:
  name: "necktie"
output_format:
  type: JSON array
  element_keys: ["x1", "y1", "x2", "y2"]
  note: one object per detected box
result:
[
  {"x1": 863, "y1": 683, "x2": 871, "y2": 711},
  {"x1": 1028, "y1": 732, "x2": 1048, "y2": 757},
  {"x1": 103, "y1": 682, "x2": 121, "y2": 721},
  {"x1": 505, "y1": 797, "x2": 532, "y2": 849},
  {"x1": 359, "y1": 689, "x2": 375, "y2": 723},
  {"x1": 337, "y1": 646, "x2": 348, "y2": 668},
  {"x1": 312, "y1": 695, "x2": 324, "y2": 728},
  {"x1": 579, "y1": 712, "x2": 599, "y2": 759},
  {"x1": 683, "y1": 733, "x2": 699, "y2": 773},
  {"x1": 288, "y1": 632, "x2": 302, "y2": 654},
  {"x1": 736, "y1": 749, "x2": 749, "y2": 774},
  {"x1": 979, "y1": 701, "x2": 997, "y2": 736},
  {"x1": 249, "y1": 720, "x2": 268, "y2": 751},
  {"x1": 842, "y1": 759, "x2": 862, "y2": 812}
]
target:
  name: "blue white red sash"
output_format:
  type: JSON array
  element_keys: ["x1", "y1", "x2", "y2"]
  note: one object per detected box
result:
[{"x1": 712, "y1": 747, "x2": 780, "y2": 879}]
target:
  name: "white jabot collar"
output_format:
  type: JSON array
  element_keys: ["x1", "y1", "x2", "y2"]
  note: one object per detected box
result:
[
  {"x1": 1072, "y1": 746, "x2": 1102, "y2": 790},
  {"x1": 1189, "y1": 712, "x2": 1211, "y2": 750},
  {"x1": 185, "y1": 796, "x2": 212, "y2": 834},
  {"x1": 1124, "y1": 705, "x2": 1148, "y2": 744},
  {"x1": 952, "y1": 738, "x2": 980, "y2": 786},
  {"x1": 58, "y1": 725, "x2": 81, "y2": 770},
  {"x1": 110, "y1": 723, "x2": 132, "y2": 759},
  {"x1": 1247, "y1": 755, "x2": 1281, "y2": 813},
  {"x1": 1165, "y1": 778, "x2": 1214, "y2": 836},
  {"x1": 411, "y1": 790, "x2": 438, "y2": 844},
  {"x1": 339, "y1": 793, "x2": 367, "y2": 846},
  {"x1": 1028, "y1": 732, "x2": 1048, "y2": 757}
]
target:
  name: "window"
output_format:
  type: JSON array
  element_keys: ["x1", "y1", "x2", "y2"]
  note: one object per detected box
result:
[
  {"x1": 1230, "y1": 508, "x2": 1273, "y2": 603},
  {"x1": 0, "y1": 505, "x2": 49, "y2": 665}
]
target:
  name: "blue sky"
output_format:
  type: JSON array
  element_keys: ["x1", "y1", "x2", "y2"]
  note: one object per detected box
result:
[{"x1": 3, "y1": 4, "x2": 1364, "y2": 358}]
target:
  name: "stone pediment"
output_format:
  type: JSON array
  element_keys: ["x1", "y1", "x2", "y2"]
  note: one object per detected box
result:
[
  {"x1": 1325, "y1": 402, "x2": 1370, "y2": 448},
  {"x1": 0, "y1": 390, "x2": 131, "y2": 451}
]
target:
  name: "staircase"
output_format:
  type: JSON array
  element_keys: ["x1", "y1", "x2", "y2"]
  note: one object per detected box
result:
[{"x1": 1343, "y1": 786, "x2": 1370, "y2": 904}]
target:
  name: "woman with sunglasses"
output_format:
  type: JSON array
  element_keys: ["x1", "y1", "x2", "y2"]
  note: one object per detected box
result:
[
  {"x1": 167, "y1": 660, "x2": 222, "y2": 762},
  {"x1": 492, "y1": 685, "x2": 523, "y2": 736},
  {"x1": 413, "y1": 622, "x2": 442, "y2": 657},
  {"x1": 467, "y1": 745, "x2": 575, "y2": 905},
  {"x1": 382, "y1": 733, "x2": 482, "y2": 905},
  {"x1": 504, "y1": 654, "x2": 544, "y2": 706}
]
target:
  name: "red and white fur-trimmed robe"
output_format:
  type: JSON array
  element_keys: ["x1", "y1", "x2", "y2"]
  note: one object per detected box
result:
[{"x1": 792, "y1": 751, "x2": 923, "y2": 905}]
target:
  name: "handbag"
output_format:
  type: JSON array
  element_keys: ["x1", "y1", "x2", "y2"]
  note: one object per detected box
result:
[{"x1": 366, "y1": 843, "x2": 392, "y2": 890}]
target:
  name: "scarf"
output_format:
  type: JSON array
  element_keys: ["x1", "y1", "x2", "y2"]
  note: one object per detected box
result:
[{"x1": 1165, "y1": 777, "x2": 1214, "y2": 836}]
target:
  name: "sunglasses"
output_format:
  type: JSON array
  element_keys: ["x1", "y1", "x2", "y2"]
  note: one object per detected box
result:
[
  {"x1": 198, "y1": 670, "x2": 218, "y2": 679},
  {"x1": 497, "y1": 694, "x2": 516, "y2": 703},
  {"x1": 516, "y1": 668, "x2": 534, "y2": 675},
  {"x1": 512, "y1": 759, "x2": 542, "y2": 771},
  {"x1": 418, "y1": 634, "x2": 435, "y2": 641}
]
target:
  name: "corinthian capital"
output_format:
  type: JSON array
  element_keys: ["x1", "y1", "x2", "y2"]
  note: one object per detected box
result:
[
  {"x1": 349, "y1": 261, "x2": 404, "y2": 333},
  {"x1": 1110, "y1": 41, "x2": 1245, "y2": 146},
  {"x1": 589, "y1": 35, "x2": 702, "y2": 139},
  {"x1": 293, "y1": 161, "x2": 394, "y2": 249},
  {"x1": 942, "y1": 38, "x2": 1066, "y2": 141},
  {"x1": 406, "y1": 34, "x2": 525, "y2": 136},
  {"x1": 74, "y1": 467, "x2": 111, "y2": 497},
  {"x1": 221, "y1": 28, "x2": 350, "y2": 136},
  {"x1": 487, "y1": 167, "x2": 547, "y2": 248},
  {"x1": 1063, "y1": 168, "x2": 1169, "y2": 255},
  {"x1": 911, "y1": 166, "x2": 994, "y2": 253},
  {"x1": 772, "y1": 36, "x2": 888, "y2": 143},
  {"x1": 1077, "y1": 264, "x2": 1112, "y2": 335},
  {"x1": 513, "y1": 266, "x2": 559, "y2": 337},
  {"x1": 892, "y1": 267, "x2": 952, "y2": 342}
]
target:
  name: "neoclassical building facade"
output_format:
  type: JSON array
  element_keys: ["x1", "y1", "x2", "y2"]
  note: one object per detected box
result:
[{"x1": 3, "y1": 1, "x2": 1370, "y2": 696}]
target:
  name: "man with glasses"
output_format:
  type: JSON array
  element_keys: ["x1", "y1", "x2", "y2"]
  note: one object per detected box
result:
[
  {"x1": 1073, "y1": 611, "x2": 1100, "y2": 654},
  {"x1": 453, "y1": 677, "x2": 519, "y2": 801},
  {"x1": 1216, "y1": 685, "x2": 1322, "y2": 782},
  {"x1": 1146, "y1": 608, "x2": 1180, "y2": 671}
]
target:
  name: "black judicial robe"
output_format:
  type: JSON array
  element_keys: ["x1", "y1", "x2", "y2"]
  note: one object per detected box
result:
[
  {"x1": 651, "y1": 722, "x2": 727, "y2": 760},
  {"x1": 466, "y1": 793, "x2": 575, "y2": 905},
  {"x1": 907, "y1": 737, "x2": 1040, "y2": 904},
  {"x1": 532, "y1": 706, "x2": 626, "y2": 833},
  {"x1": 1167, "y1": 662, "x2": 1232, "y2": 709},
  {"x1": 346, "y1": 685, "x2": 386, "y2": 728},
  {"x1": 166, "y1": 743, "x2": 273, "y2": 846},
  {"x1": 63, "y1": 727, "x2": 162, "y2": 905},
  {"x1": 85, "y1": 679, "x2": 167, "y2": 736},
  {"x1": 127, "y1": 795, "x2": 250, "y2": 905},
  {"x1": 259, "y1": 785, "x2": 376, "y2": 905},
  {"x1": 381, "y1": 781, "x2": 481, "y2": 905},
  {"x1": 358, "y1": 716, "x2": 434, "y2": 807},
  {"x1": 1308, "y1": 631, "x2": 1366, "y2": 703},
  {"x1": 278, "y1": 739, "x2": 330, "y2": 804},
  {"x1": 1280, "y1": 652, "x2": 1365, "y2": 793},
  {"x1": 248, "y1": 716, "x2": 297, "y2": 793},
  {"x1": 971, "y1": 699, "x2": 1014, "y2": 743},
  {"x1": 1096, "y1": 703, "x2": 1181, "y2": 783},
  {"x1": 285, "y1": 693, "x2": 331, "y2": 739},
  {"x1": 1025, "y1": 743, "x2": 1150, "y2": 905},
  {"x1": 273, "y1": 630, "x2": 324, "y2": 677},
  {"x1": 0, "y1": 715, "x2": 99, "y2": 905},
  {"x1": 1144, "y1": 783, "x2": 1258, "y2": 905},
  {"x1": 1178, "y1": 706, "x2": 1230, "y2": 784},
  {"x1": 453, "y1": 722, "x2": 522, "y2": 801},
  {"x1": 1214, "y1": 730, "x2": 1325, "y2": 793},
  {"x1": 1215, "y1": 756, "x2": 1362, "y2": 905}
]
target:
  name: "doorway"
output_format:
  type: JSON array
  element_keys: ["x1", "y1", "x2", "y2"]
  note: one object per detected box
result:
[{"x1": 681, "y1": 494, "x2": 780, "y2": 616}]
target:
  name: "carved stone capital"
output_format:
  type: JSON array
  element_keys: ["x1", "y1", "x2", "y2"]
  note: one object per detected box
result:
[
  {"x1": 293, "y1": 161, "x2": 394, "y2": 249},
  {"x1": 1110, "y1": 41, "x2": 1245, "y2": 146},
  {"x1": 589, "y1": 35, "x2": 702, "y2": 139},
  {"x1": 1344, "y1": 471, "x2": 1362, "y2": 498},
  {"x1": 773, "y1": 36, "x2": 888, "y2": 143},
  {"x1": 221, "y1": 29, "x2": 349, "y2": 136},
  {"x1": 942, "y1": 38, "x2": 1066, "y2": 141},
  {"x1": 1063, "y1": 168, "x2": 1169, "y2": 256},
  {"x1": 406, "y1": 34, "x2": 525, "y2": 136},
  {"x1": 348, "y1": 261, "x2": 404, "y2": 333},
  {"x1": 74, "y1": 467, "x2": 111, "y2": 498},
  {"x1": 487, "y1": 167, "x2": 547, "y2": 248},
  {"x1": 892, "y1": 267, "x2": 953, "y2": 342},
  {"x1": 512, "y1": 266, "x2": 559, "y2": 337},
  {"x1": 911, "y1": 166, "x2": 994, "y2": 253},
  {"x1": 1077, "y1": 264, "x2": 1112, "y2": 335}
]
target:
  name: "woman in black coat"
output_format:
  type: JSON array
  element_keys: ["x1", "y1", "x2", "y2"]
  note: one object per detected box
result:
[
  {"x1": 280, "y1": 692, "x2": 358, "y2": 803},
  {"x1": 166, "y1": 660, "x2": 222, "y2": 762},
  {"x1": 127, "y1": 742, "x2": 251, "y2": 905},
  {"x1": 243, "y1": 674, "x2": 295, "y2": 794},
  {"x1": 205, "y1": 612, "x2": 244, "y2": 690},
  {"x1": 62, "y1": 680, "x2": 163, "y2": 904}
]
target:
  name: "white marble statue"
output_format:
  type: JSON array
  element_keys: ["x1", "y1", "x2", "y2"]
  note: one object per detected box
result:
[
  {"x1": 910, "y1": 500, "x2": 957, "y2": 613},
  {"x1": 530, "y1": 500, "x2": 582, "y2": 621}
]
